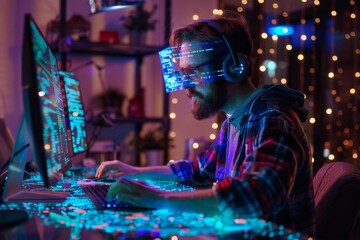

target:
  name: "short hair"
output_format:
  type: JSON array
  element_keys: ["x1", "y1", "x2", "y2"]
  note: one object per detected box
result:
[{"x1": 169, "y1": 11, "x2": 254, "y2": 76}]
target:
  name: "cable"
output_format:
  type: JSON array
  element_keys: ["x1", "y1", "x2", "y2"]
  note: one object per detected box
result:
[
  {"x1": 0, "y1": 143, "x2": 30, "y2": 175},
  {"x1": 85, "y1": 126, "x2": 103, "y2": 158}
]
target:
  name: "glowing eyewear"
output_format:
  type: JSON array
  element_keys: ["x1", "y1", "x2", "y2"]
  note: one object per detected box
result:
[{"x1": 159, "y1": 42, "x2": 224, "y2": 93}]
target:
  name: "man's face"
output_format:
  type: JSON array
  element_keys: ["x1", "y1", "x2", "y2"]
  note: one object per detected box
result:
[{"x1": 179, "y1": 41, "x2": 227, "y2": 120}]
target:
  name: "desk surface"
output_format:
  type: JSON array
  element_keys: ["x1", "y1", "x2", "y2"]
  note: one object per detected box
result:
[{"x1": 0, "y1": 169, "x2": 309, "y2": 240}]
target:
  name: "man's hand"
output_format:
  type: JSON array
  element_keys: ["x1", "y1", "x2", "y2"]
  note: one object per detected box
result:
[
  {"x1": 107, "y1": 178, "x2": 165, "y2": 209},
  {"x1": 106, "y1": 178, "x2": 219, "y2": 215},
  {"x1": 95, "y1": 160, "x2": 138, "y2": 178}
]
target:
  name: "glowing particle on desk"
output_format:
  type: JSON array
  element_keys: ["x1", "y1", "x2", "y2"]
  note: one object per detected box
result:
[
  {"x1": 133, "y1": 212, "x2": 145, "y2": 217},
  {"x1": 181, "y1": 228, "x2": 190, "y2": 233},
  {"x1": 95, "y1": 225, "x2": 104, "y2": 230},
  {"x1": 142, "y1": 216, "x2": 150, "y2": 220},
  {"x1": 234, "y1": 218, "x2": 247, "y2": 224},
  {"x1": 75, "y1": 209, "x2": 86, "y2": 214}
]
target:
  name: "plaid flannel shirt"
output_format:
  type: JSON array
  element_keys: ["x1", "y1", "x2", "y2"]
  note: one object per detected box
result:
[{"x1": 169, "y1": 84, "x2": 315, "y2": 236}]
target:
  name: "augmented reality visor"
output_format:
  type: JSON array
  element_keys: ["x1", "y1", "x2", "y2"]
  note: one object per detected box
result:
[{"x1": 159, "y1": 42, "x2": 224, "y2": 93}]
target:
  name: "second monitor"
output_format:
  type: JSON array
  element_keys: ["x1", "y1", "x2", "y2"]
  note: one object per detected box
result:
[{"x1": 59, "y1": 71, "x2": 88, "y2": 166}]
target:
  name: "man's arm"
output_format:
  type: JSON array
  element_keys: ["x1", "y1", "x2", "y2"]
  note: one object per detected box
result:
[
  {"x1": 107, "y1": 178, "x2": 220, "y2": 215},
  {"x1": 131, "y1": 165, "x2": 177, "y2": 181},
  {"x1": 163, "y1": 187, "x2": 220, "y2": 214},
  {"x1": 95, "y1": 160, "x2": 176, "y2": 181}
]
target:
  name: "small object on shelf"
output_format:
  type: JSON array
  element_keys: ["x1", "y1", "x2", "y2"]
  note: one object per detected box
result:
[
  {"x1": 87, "y1": 140, "x2": 121, "y2": 165},
  {"x1": 120, "y1": 4, "x2": 157, "y2": 32},
  {"x1": 99, "y1": 30, "x2": 120, "y2": 44},
  {"x1": 91, "y1": 88, "x2": 125, "y2": 119},
  {"x1": 120, "y1": 4, "x2": 158, "y2": 45},
  {"x1": 127, "y1": 96, "x2": 144, "y2": 118},
  {"x1": 129, "y1": 126, "x2": 173, "y2": 152},
  {"x1": 46, "y1": 14, "x2": 90, "y2": 44}
]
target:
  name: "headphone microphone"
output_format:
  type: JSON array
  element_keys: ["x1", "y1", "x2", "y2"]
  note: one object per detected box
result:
[{"x1": 203, "y1": 20, "x2": 249, "y2": 83}]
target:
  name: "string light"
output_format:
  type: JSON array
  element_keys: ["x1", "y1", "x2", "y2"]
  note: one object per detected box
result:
[
  {"x1": 168, "y1": 1, "x2": 360, "y2": 166},
  {"x1": 280, "y1": 78, "x2": 287, "y2": 84},
  {"x1": 171, "y1": 98, "x2": 178, "y2": 104},
  {"x1": 237, "y1": 7, "x2": 244, "y2": 13},
  {"x1": 213, "y1": 9, "x2": 223, "y2": 16},
  {"x1": 192, "y1": 142, "x2": 199, "y2": 149},
  {"x1": 298, "y1": 0, "x2": 307, "y2": 95},
  {"x1": 169, "y1": 112, "x2": 176, "y2": 119},
  {"x1": 192, "y1": 14, "x2": 199, "y2": 21},
  {"x1": 350, "y1": 0, "x2": 359, "y2": 162}
]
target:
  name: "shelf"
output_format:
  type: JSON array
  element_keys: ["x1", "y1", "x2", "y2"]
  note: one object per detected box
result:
[
  {"x1": 57, "y1": 0, "x2": 171, "y2": 165},
  {"x1": 113, "y1": 117, "x2": 166, "y2": 124},
  {"x1": 87, "y1": 117, "x2": 166, "y2": 124},
  {"x1": 52, "y1": 40, "x2": 166, "y2": 57},
  {"x1": 88, "y1": 117, "x2": 168, "y2": 128}
]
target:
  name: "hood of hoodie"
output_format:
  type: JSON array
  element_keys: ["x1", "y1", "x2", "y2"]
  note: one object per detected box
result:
[{"x1": 230, "y1": 84, "x2": 309, "y2": 125}]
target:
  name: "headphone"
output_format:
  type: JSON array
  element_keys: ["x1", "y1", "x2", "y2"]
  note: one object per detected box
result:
[{"x1": 203, "y1": 20, "x2": 249, "y2": 83}]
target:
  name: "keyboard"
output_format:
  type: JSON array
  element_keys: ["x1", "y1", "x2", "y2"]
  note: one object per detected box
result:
[{"x1": 80, "y1": 183, "x2": 153, "y2": 211}]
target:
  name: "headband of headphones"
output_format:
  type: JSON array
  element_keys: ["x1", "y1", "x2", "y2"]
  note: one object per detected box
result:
[{"x1": 202, "y1": 19, "x2": 249, "y2": 83}]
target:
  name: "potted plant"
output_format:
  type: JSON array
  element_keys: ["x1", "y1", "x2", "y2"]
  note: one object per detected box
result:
[
  {"x1": 91, "y1": 88, "x2": 125, "y2": 118},
  {"x1": 129, "y1": 126, "x2": 172, "y2": 166},
  {"x1": 140, "y1": 126, "x2": 166, "y2": 151},
  {"x1": 119, "y1": 4, "x2": 157, "y2": 44}
]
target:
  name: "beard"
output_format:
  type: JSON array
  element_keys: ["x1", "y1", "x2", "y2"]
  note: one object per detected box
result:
[{"x1": 188, "y1": 80, "x2": 227, "y2": 120}]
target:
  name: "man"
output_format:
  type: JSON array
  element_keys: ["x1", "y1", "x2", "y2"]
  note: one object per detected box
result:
[{"x1": 95, "y1": 13, "x2": 315, "y2": 236}]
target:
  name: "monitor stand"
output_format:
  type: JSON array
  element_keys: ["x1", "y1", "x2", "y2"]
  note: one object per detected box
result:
[{"x1": 2, "y1": 115, "x2": 69, "y2": 203}]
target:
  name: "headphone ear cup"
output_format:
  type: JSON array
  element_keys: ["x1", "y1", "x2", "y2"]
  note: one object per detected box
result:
[{"x1": 222, "y1": 53, "x2": 248, "y2": 83}]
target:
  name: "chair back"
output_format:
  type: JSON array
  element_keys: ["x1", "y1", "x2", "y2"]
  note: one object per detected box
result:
[{"x1": 313, "y1": 161, "x2": 360, "y2": 240}]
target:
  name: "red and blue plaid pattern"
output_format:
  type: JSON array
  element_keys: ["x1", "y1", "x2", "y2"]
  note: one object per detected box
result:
[{"x1": 170, "y1": 84, "x2": 315, "y2": 236}]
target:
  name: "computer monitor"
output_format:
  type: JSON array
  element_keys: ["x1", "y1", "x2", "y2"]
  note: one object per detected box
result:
[
  {"x1": 59, "y1": 71, "x2": 88, "y2": 165},
  {"x1": 2, "y1": 14, "x2": 71, "y2": 202}
]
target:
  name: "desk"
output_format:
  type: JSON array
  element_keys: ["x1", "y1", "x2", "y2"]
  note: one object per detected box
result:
[{"x1": 0, "y1": 170, "x2": 309, "y2": 240}]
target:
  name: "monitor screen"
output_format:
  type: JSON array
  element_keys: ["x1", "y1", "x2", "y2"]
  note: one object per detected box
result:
[
  {"x1": 3, "y1": 14, "x2": 71, "y2": 202},
  {"x1": 23, "y1": 14, "x2": 71, "y2": 187},
  {"x1": 59, "y1": 71, "x2": 87, "y2": 164}
]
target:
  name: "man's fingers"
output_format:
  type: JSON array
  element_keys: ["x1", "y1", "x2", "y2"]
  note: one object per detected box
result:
[
  {"x1": 95, "y1": 161, "x2": 120, "y2": 178},
  {"x1": 95, "y1": 164, "x2": 106, "y2": 178}
]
